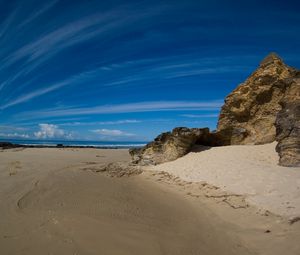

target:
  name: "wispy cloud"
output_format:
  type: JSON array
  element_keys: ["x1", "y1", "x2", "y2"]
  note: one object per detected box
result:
[
  {"x1": 18, "y1": 0, "x2": 59, "y2": 29},
  {"x1": 0, "y1": 67, "x2": 102, "y2": 109},
  {"x1": 0, "y1": 125, "x2": 28, "y2": 131},
  {"x1": 180, "y1": 114, "x2": 219, "y2": 118},
  {"x1": 15, "y1": 100, "x2": 223, "y2": 120},
  {"x1": 60, "y1": 119, "x2": 141, "y2": 126},
  {"x1": 166, "y1": 66, "x2": 249, "y2": 79},
  {"x1": 0, "y1": 6, "x2": 169, "y2": 106},
  {"x1": 1, "y1": 5, "x2": 165, "y2": 76},
  {"x1": 0, "y1": 7, "x2": 19, "y2": 39},
  {"x1": 0, "y1": 132, "x2": 30, "y2": 139},
  {"x1": 91, "y1": 129, "x2": 134, "y2": 137}
]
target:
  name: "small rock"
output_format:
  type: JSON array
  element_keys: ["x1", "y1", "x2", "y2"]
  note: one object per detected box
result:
[{"x1": 98, "y1": 162, "x2": 142, "y2": 177}]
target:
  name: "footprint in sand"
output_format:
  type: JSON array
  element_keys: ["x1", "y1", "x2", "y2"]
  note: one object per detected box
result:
[{"x1": 8, "y1": 161, "x2": 22, "y2": 176}]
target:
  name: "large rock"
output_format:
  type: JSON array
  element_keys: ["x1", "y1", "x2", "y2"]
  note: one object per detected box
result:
[
  {"x1": 130, "y1": 127, "x2": 210, "y2": 165},
  {"x1": 130, "y1": 53, "x2": 299, "y2": 167},
  {"x1": 217, "y1": 53, "x2": 298, "y2": 145},
  {"x1": 275, "y1": 76, "x2": 300, "y2": 167}
]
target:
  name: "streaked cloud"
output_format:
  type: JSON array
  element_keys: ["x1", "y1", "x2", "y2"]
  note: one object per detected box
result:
[
  {"x1": 0, "y1": 132, "x2": 30, "y2": 139},
  {"x1": 60, "y1": 119, "x2": 141, "y2": 126},
  {"x1": 16, "y1": 100, "x2": 223, "y2": 120},
  {"x1": 0, "y1": 125, "x2": 28, "y2": 131},
  {"x1": 180, "y1": 114, "x2": 219, "y2": 118},
  {"x1": 1, "y1": 0, "x2": 299, "y2": 141},
  {"x1": 0, "y1": 67, "x2": 103, "y2": 109},
  {"x1": 91, "y1": 128, "x2": 134, "y2": 137},
  {"x1": 17, "y1": 0, "x2": 59, "y2": 29}
]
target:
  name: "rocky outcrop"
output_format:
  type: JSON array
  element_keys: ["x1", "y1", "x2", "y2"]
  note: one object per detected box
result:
[
  {"x1": 0, "y1": 142, "x2": 19, "y2": 149},
  {"x1": 275, "y1": 75, "x2": 300, "y2": 167},
  {"x1": 130, "y1": 127, "x2": 210, "y2": 165},
  {"x1": 130, "y1": 53, "x2": 299, "y2": 167},
  {"x1": 217, "y1": 53, "x2": 298, "y2": 145}
]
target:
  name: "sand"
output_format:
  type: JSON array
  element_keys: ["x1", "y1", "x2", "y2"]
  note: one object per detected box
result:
[
  {"x1": 149, "y1": 142, "x2": 300, "y2": 218},
  {"x1": 1, "y1": 146, "x2": 300, "y2": 254}
]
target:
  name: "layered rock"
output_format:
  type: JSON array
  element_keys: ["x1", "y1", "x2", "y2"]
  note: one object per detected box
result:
[
  {"x1": 217, "y1": 53, "x2": 298, "y2": 145},
  {"x1": 275, "y1": 75, "x2": 300, "y2": 167},
  {"x1": 130, "y1": 127, "x2": 210, "y2": 165}
]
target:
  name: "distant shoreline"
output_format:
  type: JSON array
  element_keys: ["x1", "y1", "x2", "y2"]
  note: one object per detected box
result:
[{"x1": 0, "y1": 141, "x2": 144, "y2": 149}]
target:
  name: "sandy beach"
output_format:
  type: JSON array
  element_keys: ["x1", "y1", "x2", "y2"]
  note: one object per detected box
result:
[
  {"x1": 1, "y1": 0, "x2": 299, "y2": 254},
  {"x1": 0, "y1": 146, "x2": 300, "y2": 255}
]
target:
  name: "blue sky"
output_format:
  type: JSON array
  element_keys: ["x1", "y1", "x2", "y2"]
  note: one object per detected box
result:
[{"x1": 0, "y1": 0, "x2": 299, "y2": 141}]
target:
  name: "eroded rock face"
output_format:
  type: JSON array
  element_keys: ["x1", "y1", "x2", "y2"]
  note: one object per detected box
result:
[
  {"x1": 275, "y1": 76, "x2": 300, "y2": 167},
  {"x1": 217, "y1": 53, "x2": 298, "y2": 145},
  {"x1": 130, "y1": 127, "x2": 210, "y2": 165}
]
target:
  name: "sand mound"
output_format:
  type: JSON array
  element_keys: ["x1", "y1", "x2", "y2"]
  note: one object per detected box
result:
[{"x1": 149, "y1": 142, "x2": 300, "y2": 217}]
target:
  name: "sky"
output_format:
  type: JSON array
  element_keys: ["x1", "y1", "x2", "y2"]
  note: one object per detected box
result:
[{"x1": 0, "y1": 0, "x2": 299, "y2": 141}]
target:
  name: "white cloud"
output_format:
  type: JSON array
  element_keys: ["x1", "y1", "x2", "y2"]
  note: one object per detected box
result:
[
  {"x1": 16, "y1": 100, "x2": 223, "y2": 120},
  {"x1": 0, "y1": 125, "x2": 28, "y2": 131},
  {"x1": 0, "y1": 69, "x2": 100, "y2": 109},
  {"x1": 180, "y1": 114, "x2": 219, "y2": 118},
  {"x1": 0, "y1": 6, "x2": 165, "y2": 94},
  {"x1": 0, "y1": 133, "x2": 30, "y2": 139},
  {"x1": 60, "y1": 119, "x2": 141, "y2": 126},
  {"x1": 34, "y1": 124, "x2": 72, "y2": 139},
  {"x1": 91, "y1": 129, "x2": 134, "y2": 137}
]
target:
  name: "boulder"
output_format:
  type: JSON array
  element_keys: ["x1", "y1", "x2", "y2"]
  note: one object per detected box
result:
[
  {"x1": 275, "y1": 76, "x2": 300, "y2": 167},
  {"x1": 130, "y1": 127, "x2": 210, "y2": 165},
  {"x1": 217, "y1": 53, "x2": 298, "y2": 145}
]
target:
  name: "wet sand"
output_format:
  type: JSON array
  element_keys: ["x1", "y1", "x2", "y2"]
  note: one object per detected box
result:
[{"x1": 0, "y1": 148, "x2": 299, "y2": 254}]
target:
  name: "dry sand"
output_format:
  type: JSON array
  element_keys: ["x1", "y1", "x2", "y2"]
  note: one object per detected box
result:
[
  {"x1": 0, "y1": 146, "x2": 300, "y2": 254},
  {"x1": 0, "y1": 147, "x2": 252, "y2": 255},
  {"x1": 149, "y1": 142, "x2": 300, "y2": 218}
]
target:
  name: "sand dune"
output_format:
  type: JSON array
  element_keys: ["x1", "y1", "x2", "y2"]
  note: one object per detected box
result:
[{"x1": 149, "y1": 142, "x2": 300, "y2": 217}]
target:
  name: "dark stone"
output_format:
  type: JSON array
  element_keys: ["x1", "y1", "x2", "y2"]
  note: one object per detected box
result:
[
  {"x1": 276, "y1": 100, "x2": 300, "y2": 167},
  {"x1": 0, "y1": 142, "x2": 18, "y2": 149}
]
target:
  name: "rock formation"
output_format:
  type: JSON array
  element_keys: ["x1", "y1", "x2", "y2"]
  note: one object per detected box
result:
[
  {"x1": 217, "y1": 53, "x2": 298, "y2": 145},
  {"x1": 275, "y1": 75, "x2": 300, "y2": 167},
  {"x1": 0, "y1": 142, "x2": 18, "y2": 149},
  {"x1": 130, "y1": 127, "x2": 210, "y2": 165},
  {"x1": 130, "y1": 53, "x2": 299, "y2": 167}
]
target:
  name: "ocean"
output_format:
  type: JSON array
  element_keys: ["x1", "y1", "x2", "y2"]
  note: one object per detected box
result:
[{"x1": 0, "y1": 138, "x2": 147, "y2": 148}]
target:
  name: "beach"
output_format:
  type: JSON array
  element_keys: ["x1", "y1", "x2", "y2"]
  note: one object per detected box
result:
[{"x1": 0, "y1": 146, "x2": 300, "y2": 254}]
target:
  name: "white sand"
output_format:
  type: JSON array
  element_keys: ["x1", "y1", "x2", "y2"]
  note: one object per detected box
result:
[{"x1": 149, "y1": 142, "x2": 300, "y2": 217}]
